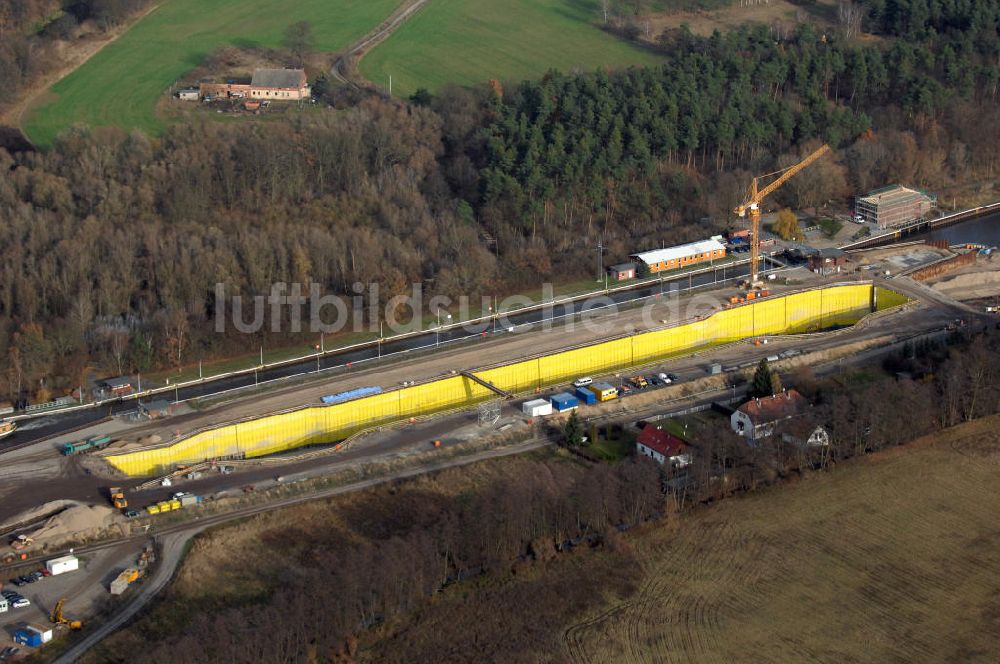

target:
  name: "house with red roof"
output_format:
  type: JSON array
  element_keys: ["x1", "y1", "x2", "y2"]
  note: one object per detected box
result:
[
  {"x1": 731, "y1": 389, "x2": 809, "y2": 443},
  {"x1": 636, "y1": 424, "x2": 692, "y2": 468}
]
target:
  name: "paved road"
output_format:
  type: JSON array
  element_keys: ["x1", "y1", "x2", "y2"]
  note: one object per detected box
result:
[
  {"x1": 52, "y1": 527, "x2": 206, "y2": 664},
  {"x1": 3, "y1": 258, "x2": 766, "y2": 450}
]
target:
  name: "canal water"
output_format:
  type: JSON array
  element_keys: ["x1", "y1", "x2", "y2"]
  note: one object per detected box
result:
[{"x1": 915, "y1": 209, "x2": 1000, "y2": 246}]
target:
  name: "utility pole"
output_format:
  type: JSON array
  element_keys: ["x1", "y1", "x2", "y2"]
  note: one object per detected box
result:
[
  {"x1": 596, "y1": 238, "x2": 605, "y2": 281},
  {"x1": 388, "y1": 74, "x2": 392, "y2": 96}
]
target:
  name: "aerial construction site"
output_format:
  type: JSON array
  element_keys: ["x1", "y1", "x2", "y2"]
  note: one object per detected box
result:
[{"x1": 2, "y1": 141, "x2": 999, "y2": 661}]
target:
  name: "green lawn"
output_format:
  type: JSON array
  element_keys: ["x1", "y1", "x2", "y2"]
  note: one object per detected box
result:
[
  {"x1": 25, "y1": 0, "x2": 400, "y2": 147},
  {"x1": 360, "y1": 0, "x2": 663, "y2": 97},
  {"x1": 816, "y1": 217, "x2": 844, "y2": 238}
]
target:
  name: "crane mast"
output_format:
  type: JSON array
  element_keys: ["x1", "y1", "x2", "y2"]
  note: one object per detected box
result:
[{"x1": 735, "y1": 144, "x2": 831, "y2": 287}]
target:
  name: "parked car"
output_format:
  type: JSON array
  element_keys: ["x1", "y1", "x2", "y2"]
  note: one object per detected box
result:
[
  {"x1": 573, "y1": 377, "x2": 593, "y2": 388},
  {"x1": 667, "y1": 372, "x2": 680, "y2": 382},
  {"x1": 11, "y1": 597, "x2": 30, "y2": 609},
  {"x1": 657, "y1": 372, "x2": 671, "y2": 384},
  {"x1": 124, "y1": 508, "x2": 140, "y2": 519}
]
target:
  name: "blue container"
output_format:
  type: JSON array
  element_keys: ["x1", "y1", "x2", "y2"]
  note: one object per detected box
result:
[
  {"x1": 320, "y1": 386, "x2": 382, "y2": 404},
  {"x1": 550, "y1": 392, "x2": 579, "y2": 412},
  {"x1": 575, "y1": 388, "x2": 597, "y2": 405},
  {"x1": 14, "y1": 629, "x2": 42, "y2": 648}
]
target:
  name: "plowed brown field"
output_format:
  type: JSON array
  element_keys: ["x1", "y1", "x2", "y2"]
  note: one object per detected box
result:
[{"x1": 566, "y1": 415, "x2": 1000, "y2": 663}]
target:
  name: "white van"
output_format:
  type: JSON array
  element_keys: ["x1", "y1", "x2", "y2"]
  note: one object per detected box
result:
[{"x1": 573, "y1": 377, "x2": 593, "y2": 388}]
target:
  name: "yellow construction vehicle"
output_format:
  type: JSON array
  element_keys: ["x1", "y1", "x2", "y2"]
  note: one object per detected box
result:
[
  {"x1": 735, "y1": 144, "x2": 831, "y2": 287},
  {"x1": 51, "y1": 598, "x2": 83, "y2": 630},
  {"x1": 109, "y1": 487, "x2": 128, "y2": 510}
]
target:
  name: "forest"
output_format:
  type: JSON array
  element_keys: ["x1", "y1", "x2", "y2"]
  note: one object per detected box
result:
[
  {"x1": 1, "y1": 1, "x2": 999, "y2": 400},
  {"x1": 98, "y1": 328, "x2": 1000, "y2": 663}
]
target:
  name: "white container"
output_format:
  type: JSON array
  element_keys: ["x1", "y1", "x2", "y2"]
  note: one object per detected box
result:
[
  {"x1": 27, "y1": 624, "x2": 53, "y2": 643},
  {"x1": 521, "y1": 399, "x2": 553, "y2": 417},
  {"x1": 45, "y1": 554, "x2": 79, "y2": 576},
  {"x1": 0, "y1": 597, "x2": 8, "y2": 612}
]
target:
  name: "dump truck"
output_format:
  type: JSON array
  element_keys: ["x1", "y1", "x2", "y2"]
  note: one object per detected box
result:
[
  {"x1": 108, "y1": 487, "x2": 128, "y2": 510},
  {"x1": 61, "y1": 434, "x2": 112, "y2": 456}
]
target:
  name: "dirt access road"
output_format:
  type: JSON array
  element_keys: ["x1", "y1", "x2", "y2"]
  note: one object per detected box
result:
[{"x1": 330, "y1": 0, "x2": 429, "y2": 87}]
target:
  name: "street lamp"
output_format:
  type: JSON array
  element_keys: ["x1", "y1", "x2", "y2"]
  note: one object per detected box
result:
[{"x1": 436, "y1": 310, "x2": 452, "y2": 347}]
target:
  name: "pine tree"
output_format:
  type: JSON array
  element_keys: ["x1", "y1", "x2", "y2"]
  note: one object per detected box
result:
[
  {"x1": 564, "y1": 410, "x2": 584, "y2": 447},
  {"x1": 752, "y1": 358, "x2": 777, "y2": 398}
]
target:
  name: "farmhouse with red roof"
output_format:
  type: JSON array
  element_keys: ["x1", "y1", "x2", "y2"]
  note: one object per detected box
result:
[{"x1": 636, "y1": 424, "x2": 692, "y2": 468}]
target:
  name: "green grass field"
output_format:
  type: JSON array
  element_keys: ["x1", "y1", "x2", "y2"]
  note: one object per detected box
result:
[
  {"x1": 360, "y1": 0, "x2": 662, "y2": 97},
  {"x1": 25, "y1": 0, "x2": 400, "y2": 147}
]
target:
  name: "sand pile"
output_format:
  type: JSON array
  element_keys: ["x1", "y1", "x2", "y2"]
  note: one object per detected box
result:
[
  {"x1": 932, "y1": 269, "x2": 1000, "y2": 300},
  {"x1": 0, "y1": 500, "x2": 80, "y2": 531},
  {"x1": 107, "y1": 434, "x2": 161, "y2": 452},
  {"x1": 28, "y1": 504, "x2": 118, "y2": 544}
]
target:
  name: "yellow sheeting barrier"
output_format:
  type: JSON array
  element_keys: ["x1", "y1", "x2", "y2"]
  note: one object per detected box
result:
[{"x1": 107, "y1": 284, "x2": 904, "y2": 476}]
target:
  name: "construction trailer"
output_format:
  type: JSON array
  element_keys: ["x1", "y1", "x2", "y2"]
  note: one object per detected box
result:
[
  {"x1": 589, "y1": 382, "x2": 618, "y2": 402},
  {"x1": 521, "y1": 399, "x2": 553, "y2": 417},
  {"x1": 14, "y1": 624, "x2": 53, "y2": 647},
  {"x1": 45, "y1": 555, "x2": 79, "y2": 576},
  {"x1": 550, "y1": 392, "x2": 579, "y2": 412},
  {"x1": 575, "y1": 388, "x2": 597, "y2": 405}
]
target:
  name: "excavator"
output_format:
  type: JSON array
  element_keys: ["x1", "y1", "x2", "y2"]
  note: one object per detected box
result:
[
  {"x1": 51, "y1": 597, "x2": 83, "y2": 630},
  {"x1": 735, "y1": 143, "x2": 831, "y2": 288}
]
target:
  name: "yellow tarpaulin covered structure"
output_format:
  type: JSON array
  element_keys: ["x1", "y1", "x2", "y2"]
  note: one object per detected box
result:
[{"x1": 106, "y1": 284, "x2": 905, "y2": 476}]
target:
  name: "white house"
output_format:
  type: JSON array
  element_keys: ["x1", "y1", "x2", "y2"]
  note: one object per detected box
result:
[
  {"x1": 636, "y1": 424, "x2": 691, "y2": 468},
  {"x1": 731, "y1": 390, "x2": 809, "y2": 444}
]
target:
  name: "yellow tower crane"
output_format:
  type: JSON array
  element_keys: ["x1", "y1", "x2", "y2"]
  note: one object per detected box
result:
[{"x1": 735, "y1": 143, "x2": 831, "y2": 287}]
